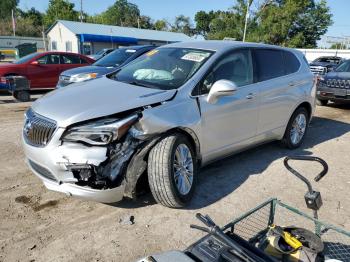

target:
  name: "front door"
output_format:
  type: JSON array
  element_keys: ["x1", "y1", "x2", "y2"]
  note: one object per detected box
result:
[
  {"x1": 198, "y1": 49, "x2": 259, "y2": 161},
  {"x1": 28, "y1": 54, "x2": 60, "y2": 88}
]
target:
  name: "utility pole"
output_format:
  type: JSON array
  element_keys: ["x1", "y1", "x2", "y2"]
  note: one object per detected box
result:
[
  {"x1": 243, "y1": 0, "x2": 253, "y2": 42},
  {"x1": 80, "y1": 0, "x2": 83, "y2": 22}
]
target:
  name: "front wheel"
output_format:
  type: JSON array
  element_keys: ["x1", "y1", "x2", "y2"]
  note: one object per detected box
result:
[
  {"x1": 147, "y1": 134, "x2": 197, "y2": 208},
  {"x1": 282, "y1": 107, "x2": 309, "y2": 149}
]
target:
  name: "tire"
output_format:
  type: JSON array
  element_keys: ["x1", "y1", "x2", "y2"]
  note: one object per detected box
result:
[
  {"x1": 282, "y1": 107, "x2": 309, "y2": 149},
  {"x1": 147, "y1": 134, "x2": 197, "y2": 208},
  {"x1": 316, "y1": 99, "x2": 328, "y2": 106},
  {"x1": 14, "y1": 91, "x2": 30, "y2": 102}
]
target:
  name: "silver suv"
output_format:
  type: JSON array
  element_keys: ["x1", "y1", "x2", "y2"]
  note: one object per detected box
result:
[{"x1": 22, "y1": 41, "x2": 315, "y2": 208}]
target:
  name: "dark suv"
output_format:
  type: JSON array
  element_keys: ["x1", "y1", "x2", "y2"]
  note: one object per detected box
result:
[
  {"x1": 57, "y1": 45, "x2": 154, "y2": 88},
  {"x1": 317, "y1": 59, "x2": 350, "y2": 105},
  {"x1": 309, "y1": 56, "x2": 345, "y2": 75}
]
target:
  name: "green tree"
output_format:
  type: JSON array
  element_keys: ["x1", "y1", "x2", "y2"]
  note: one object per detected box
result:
[
  {"x1": 0, "y1": 16, "x2": 42, "y2": 37},
  {"x1": 0, "y1": 0, "x2": 19, "y2": 19},
  {"x1": 100, "y1": 0, "x2": 140, "y2": 27},
  {"x1": 330, "y1": 43, "x2": 347, "y2": 50},
  {"x1": 138, "y1": 15, "x2": 153, "y2": 29},
  {"x1": 194, "y1": 0, "x2": 332, "y2": 48},
  {"x1": 21, "y1": 7, "x2": 43, "y2": 27},
  {"x1": 254, "y1": 0, "x2": 332, "y2": 48},
  {"x1": 194, "y1": 0, "x2": 255, "y2": 40},
  {"x1": 172, "y1": 15, "x2": 194, "y2": 36},
  {"x1": 154, "y1": 19, "x2": 168, "y2": 31},
  {"x1": 44, "y1": 0, "x2": 79, "y2": 27},
  {"x1": 194, "y1": 10, "x2": 216, "y2": 38}
]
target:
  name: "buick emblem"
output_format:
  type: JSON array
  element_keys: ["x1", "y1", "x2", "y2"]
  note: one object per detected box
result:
[{"x1": 24, "y1": 120, "x2": 32, "y2": 136}]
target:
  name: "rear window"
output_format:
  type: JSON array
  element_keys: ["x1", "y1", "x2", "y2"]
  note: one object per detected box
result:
[
  {"x1": 93, "y1": 49, "x2": 135, "y2": 67},
  {"x1": 283, "y1": 51, "x2": 300, "y2": 74},
  {"x1": 61, "y1": 54, "x2": 81, "y2": 64},
  {"x1": 80, "y1": 57, "x2": 89, "y2": 64},
  {"x1": 254, "y1": 49, "x2": 285, "y2": 82}
]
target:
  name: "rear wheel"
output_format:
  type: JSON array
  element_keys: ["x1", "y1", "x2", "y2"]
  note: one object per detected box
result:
[
  {"x1": 316, "y1": 99, "x2": 328, "y2": 106},
  {"x1": 282, "y1": 107, "x2": 309, "y2": 149},
  {"x1": 14, "y1": 90, "x2": 30, "y2": 102},
  {"x1": 147, "y1": 134, "x2": 197, "y2": 208}
]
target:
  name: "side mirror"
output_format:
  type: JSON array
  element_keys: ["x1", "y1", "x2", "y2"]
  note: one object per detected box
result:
[
  {"x1": 30, "y1": 60, "x2": 39, "y2": 65},
  {"x1": 206, "y1": 80, "x2": 237, "y2": 104}
]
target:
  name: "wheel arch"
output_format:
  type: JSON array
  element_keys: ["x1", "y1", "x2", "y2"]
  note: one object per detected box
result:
[
  {"x1": 124, "y1": 127, "x2": 201, "y2": 199},
  {"x1": 297, "y1": 101, "x2": 312, "y2": 120},
  {"x1": 4, "y1": 73, "x2": 19, "y2": 77},
  {"x1": 164, "y1": 127, "x2": 201, "y2": 164}
]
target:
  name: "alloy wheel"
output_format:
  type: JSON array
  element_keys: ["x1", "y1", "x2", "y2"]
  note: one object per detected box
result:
[
  {"x1": 290, "y1": 113, "x2": 307, "y2": 145},
  {"x1": 173, "y1": 144, "x2": 194, "y2": 195}
]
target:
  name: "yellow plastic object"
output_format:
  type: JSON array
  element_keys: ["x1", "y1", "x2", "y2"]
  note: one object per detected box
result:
[
  {"x1": 264, "y1": 235, "x2": 302, "y2": 261},
  {"x1": 270, "y1": 224, "x2": 303, "y2": 250}
]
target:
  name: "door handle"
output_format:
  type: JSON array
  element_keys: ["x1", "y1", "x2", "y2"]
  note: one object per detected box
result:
[
  {"x1": 246, "y1": 93, "x2": 254, "y2": 99},
  {"x1": 289, "y1": 82, "x2": 296, "y2": 87}
]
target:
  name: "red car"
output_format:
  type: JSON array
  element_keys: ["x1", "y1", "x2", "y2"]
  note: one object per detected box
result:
[{"x1": 0, "y1": 52, "x2": 94, "y2": 89}]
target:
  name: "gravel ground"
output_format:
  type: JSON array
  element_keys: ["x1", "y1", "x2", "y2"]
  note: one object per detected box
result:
[{"x1": 0, "y1": 91, "x2": 349, "y2": 262}]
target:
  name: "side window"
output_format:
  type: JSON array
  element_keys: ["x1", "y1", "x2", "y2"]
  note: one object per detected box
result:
[
  {"x1": 283, "y1": 51, "x2": 300, "y2": 74},
  {"x1": 37, "y1": 54, "x2": 60, "y2": 65},
  {"x1": 200, "y1": 49, "x2": 253, "y2": 94},
  {"x1": 80, "y1": 57, "x2": 89, "y2": 64},
  {"x1": 254, "y1": 49, "x2": 284, "y2": 82},
  {"x1": 61, "y1": 54, "x2": 81, "y2": 64}
]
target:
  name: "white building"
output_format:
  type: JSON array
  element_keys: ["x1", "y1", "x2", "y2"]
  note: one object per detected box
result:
[{"x1": 46, "y1": 20, "x2": 192, "y2": 55}]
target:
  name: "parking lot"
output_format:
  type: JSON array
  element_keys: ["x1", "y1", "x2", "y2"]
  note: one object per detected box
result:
[{"x1": 0, "y1": 92, "x2": 349, "y2": 262}]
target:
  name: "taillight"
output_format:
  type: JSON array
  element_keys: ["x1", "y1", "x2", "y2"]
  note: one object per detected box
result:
[{"x1": 0, "y1": 77, "x2": 7, "y2": 84}]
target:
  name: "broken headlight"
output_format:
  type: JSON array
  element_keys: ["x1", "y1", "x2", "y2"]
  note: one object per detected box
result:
[{"x1": 62, "y1": 115, "x2": 139, "y2": 145}]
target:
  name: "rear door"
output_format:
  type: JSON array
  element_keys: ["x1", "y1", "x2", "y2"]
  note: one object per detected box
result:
[
  {"x1": 60, "y1": 54, "x2": 85, "y2": 73},
  {"x1": 27, "y1": 54, "x2": 60, "y2": 88},
  {"x1": 253, "y1": 49, "x2": 301, "y2": 135}
]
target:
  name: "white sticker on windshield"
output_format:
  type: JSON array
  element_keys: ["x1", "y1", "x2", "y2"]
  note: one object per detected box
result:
[
  {"x1": 126, "y1": 49, "x2": 136, "y2": 53},
  {"x1": 181, "y1": 52, "x2": 209, "y2": 62}
]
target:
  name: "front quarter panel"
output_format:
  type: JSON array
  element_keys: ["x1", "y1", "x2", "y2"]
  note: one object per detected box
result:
[{"x1": 133, "y1": 97, "x2": 202, "y2": 154}]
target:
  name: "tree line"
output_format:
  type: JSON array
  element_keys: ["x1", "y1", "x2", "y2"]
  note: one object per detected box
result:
[{"x1": 0, "y1": 0, "x2": 333, "y2": 48}]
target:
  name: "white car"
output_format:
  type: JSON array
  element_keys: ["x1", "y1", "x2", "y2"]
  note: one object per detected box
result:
[{"x1": 22, "y1": 41, "x2": 316, "y2": 208}]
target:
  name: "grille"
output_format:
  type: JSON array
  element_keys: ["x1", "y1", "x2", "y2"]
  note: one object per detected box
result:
[
  {"x1": 326, "y1": 79, "x2": 350, "y2": 89},
  {"x1": 23, "y1": 109, "x2": 57, "y2": 147},
  {"x1": 310, "y1": 66, "x2": 327, "y2": 75},
  {"x1": 28, "y1": 159, "x2": 57, "y2": 181}
]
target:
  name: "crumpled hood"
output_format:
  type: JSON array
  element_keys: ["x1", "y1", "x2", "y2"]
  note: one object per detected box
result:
[
  {"x1": 61, "y1": 65, "x2": 116, "y2": 77},
  {"x1": 32, "y1": 76, "x2": 176, "y2": 127}
]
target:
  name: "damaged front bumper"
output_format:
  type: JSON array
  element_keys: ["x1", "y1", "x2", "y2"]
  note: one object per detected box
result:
[
  {"x1": 22, "y1": 127, "x2": 134, "y2": 203},
  {"x1": 38, "y1": 171, "x2": 125, "y2": 203}
]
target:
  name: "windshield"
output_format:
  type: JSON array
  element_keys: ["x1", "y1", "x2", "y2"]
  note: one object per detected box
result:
[
  {"x1": 94, "y1": 48, "x2": 136, "y2": 67},
  {"x1": 335, "y1": 60, "x2": 350, "y2": 72},
  {"x1": 113, "y1": 48, "x2": 214, "y2": 90},
  {"x1": 12, "y1": 52, "x2": 38, "y2": 64},
  {"x1": 95, "y1": 49, "x2": 107, "y2": 55},
  {"x1": 314, "y1": 57, "x2": 341, "y2": 64}
]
